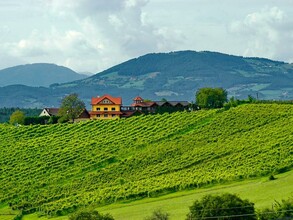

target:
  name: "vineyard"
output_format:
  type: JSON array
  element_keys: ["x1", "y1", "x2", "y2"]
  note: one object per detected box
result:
[{"x1": 0, "y1": 104, "x2": 293, "y2": 218}]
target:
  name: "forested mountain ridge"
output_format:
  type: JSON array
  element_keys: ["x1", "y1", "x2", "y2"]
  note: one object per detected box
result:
[
  {"x1": 0, "y1": 51, "x2": 292, "y2": 108},
  {"x1": 74, "y1": 51, "x2": 292, "y2": 101}
]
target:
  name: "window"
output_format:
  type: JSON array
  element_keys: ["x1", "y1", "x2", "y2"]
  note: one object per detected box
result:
[
  {"x1": 112, "y1": 114, "x2": 116, "y2": 117},
  {"x1": 97, "y1": 114, "x2": 100, "y2": 117},
  {"x1": 104, "y1": 114, "x2": 108, "y2": 117},
  {"x1": 104, "y1": 107, "x2": 108, "y2": 111},
  {"x1": 102, "y1": 99, "x2": 112, "y2": 104},
  {"x1": 96, "y1": 107, "x2": 100, "y2": 111},
  {"x1": 111, "y1": 107, "x2": 116, "y2": 111}
]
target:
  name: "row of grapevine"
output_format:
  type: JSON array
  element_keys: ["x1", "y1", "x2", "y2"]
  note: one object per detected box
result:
[{"x1": 0, "y1": 104, "x2": 292, "y2": 216}]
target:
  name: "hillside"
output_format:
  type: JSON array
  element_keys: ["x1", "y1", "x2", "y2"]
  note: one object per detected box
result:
[
  {"x1": 0, "y1": 63, "x2": 87, "y2": 87},
  {"x1": 56, "y1": 51, "x2": 293, "y2": 104},
  {"x1": 0, "y1": 51, "x2": 293, "y2": 108},
  {"x1": 0, "y1": 104, "x2": 293, "y2": 218}
]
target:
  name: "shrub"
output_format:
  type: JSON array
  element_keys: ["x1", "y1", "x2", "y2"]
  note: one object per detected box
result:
[{"x1": 186, "y1": 193, "x2": 256, "y2": 220}]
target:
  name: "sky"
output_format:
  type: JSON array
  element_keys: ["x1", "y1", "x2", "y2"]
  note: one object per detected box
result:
[{"x1": 0, "y1": 0, "x2": 292, "y2": 73}]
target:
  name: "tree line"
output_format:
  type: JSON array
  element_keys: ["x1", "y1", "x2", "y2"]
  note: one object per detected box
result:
[{"x1": 68, "y1": 193, "x2": 293, "y2": 220}]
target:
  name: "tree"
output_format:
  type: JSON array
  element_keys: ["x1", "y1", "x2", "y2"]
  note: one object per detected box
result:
[
  {"x1": 196, "y1": 88, "x2": 227, "y2": 109},
  {"x1": 186, "y1": 193, "x2": 256, "y2": 220},
  {"x1": 58, "y1": 93, "x2": 85, "y2": 123},
  {"x1": 9, "y1": 110, "x2": 25, "y2": 125},
  {"x1": 69, "y1": 209, "x2": 114, "y2": 220}
]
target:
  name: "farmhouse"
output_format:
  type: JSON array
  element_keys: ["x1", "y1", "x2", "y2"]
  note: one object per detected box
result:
[
  {"x1": 130, "y1": 96, "x2": 190, "y2": 113},
  {"x1": 89, "y1": 95, "x2": 191, "y2": 120},
  {"x1": 89, "y1": 94, "x2": 123, "y2": 119},
  {"x1": 41, "y1": 94, "x2": 191, "y2": 121}
]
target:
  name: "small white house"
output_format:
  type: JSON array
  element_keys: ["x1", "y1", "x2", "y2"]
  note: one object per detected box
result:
[{"x1": 39, "y1": 108, "x2": 59, "y2": 117}]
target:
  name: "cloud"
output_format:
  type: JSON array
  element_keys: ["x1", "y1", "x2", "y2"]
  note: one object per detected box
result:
[
  {"x1": 0, "y1": 0, "x2": 184, "y2": 72},
  {"x1": 27, "y1": 0, "x2": 183, "y2": 72},
  {"x1": 230, "y1": 7, "x2": 293, "y2": 62}
]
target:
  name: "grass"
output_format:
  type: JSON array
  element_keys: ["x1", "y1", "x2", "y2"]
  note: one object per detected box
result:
[
  {"x1": 0, "y1": 205, "x2": 21, "y2": 220},
  {"x1": 18, "y1": 169, "x2": 293, "y2": 220},
  {"x1": 98, "y1": 170, "x2": 293, "y2": 220}
]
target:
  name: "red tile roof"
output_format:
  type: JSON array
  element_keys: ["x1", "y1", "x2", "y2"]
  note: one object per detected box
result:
[
  {"x1": 91, "y1": 94, "x2": 122, "y2": 105},
  {"x1": 133, "y1": 96, "x2": 143, "y2": 101}
]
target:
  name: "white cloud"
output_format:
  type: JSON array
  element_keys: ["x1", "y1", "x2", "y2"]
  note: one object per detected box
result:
[
  {"x1": 0, "y1": 0, "x2": 183, "y2": 72},
  {"x1": 230, "y1": 7, "x2": 293, "y2": 62},
  {"x1": 1, "y1": 0, "x2": 292, "y2": 73}
]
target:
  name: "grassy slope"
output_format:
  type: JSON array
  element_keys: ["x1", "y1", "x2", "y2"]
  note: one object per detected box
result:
[
  {"x1": 18, "y1": 170, "x2": 293, "y2": 220},
  {"x1": 98, "y1": 170, "x2": 293, "y2": 220},
  {"x1": 0, "y1": 104, "x2": 293, "y2": 219}
]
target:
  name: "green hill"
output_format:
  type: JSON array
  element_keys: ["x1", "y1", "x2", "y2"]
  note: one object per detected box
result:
[
  {"x1": 0, "y1": 51, "x2": 293, "y2": 108},
  {"x1": 0, "y1": 63, "x2": 87, "y2": 87},
  {"x1": 0, "y1": 104, "x2": 293, "y2": 219}
]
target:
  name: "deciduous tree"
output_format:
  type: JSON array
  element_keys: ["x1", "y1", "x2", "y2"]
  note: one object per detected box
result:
[
  {"x1": 9, "y1": 110, "x2": 25, "y2": 125},
  {"x1": 58, "y1": 93, "x2": 85, "y2": 123},
  {"x1": 196, "y1": 87, "x2": 227, "y2": 109}
]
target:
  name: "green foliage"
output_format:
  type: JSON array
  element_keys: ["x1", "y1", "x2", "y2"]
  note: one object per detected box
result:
[
  {"x1": 69, "y1": 209, "x2": 114, "y2": 220},
  {"x1": 144, "y1": 209, "x2": 169, "y2": 220},
  {"x1": 24, "y1": 116, "x2": 50, "y2": 125},
  {"x1": 48, "y1": 116, "x2": 60, "y2": 124},
  {"x1": 196, "y1": 88, "x2": 227, "y2": 109},
  {"x1": 186, "y1": 193, "x2": 256, "y2": 220},
  {"x1": 258, "y1": 198, "x2": 293, "y2": 219},
  {"x1": 0, "y1": 108, "x2": 41, "y2": 123},
  {"x1": 0, "y1": 104, "x2": 292, "y2": 216},
  {"x1": 58, "y1": 93, "x2": 85, "y2": 123},
  {"x1": 9, "y1": 110, "x2": 25, "y2": 125}
]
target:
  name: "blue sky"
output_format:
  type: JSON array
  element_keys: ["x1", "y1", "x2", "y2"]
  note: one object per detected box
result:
[{"x1": 0, "y1": 0, "x2": 292, "y2": 73}]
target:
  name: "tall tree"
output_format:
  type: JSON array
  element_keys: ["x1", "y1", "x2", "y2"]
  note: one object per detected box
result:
[
  {"x1": 196, "y1": 87, "x2": 227, "y2": 109},
  {"x1": 58, "y1": 93, "x2": 85, "y2": 123},
  {"x1": 9, "y1": 110, "x2": 25, "y2": 125}
]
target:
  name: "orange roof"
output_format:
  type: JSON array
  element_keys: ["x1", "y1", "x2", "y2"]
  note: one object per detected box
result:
[
  {"x1": 91, "y1": 94, "x2": 122, "y2": 105},
  {"x1": 133, "y1": 96, "x2": 143, "y2": 101}
]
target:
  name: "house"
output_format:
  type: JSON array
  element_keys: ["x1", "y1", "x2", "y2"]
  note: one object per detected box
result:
[
  {"x1": 39, "y1": 108, "x2": 59, "y2": 117},
  {"x1": 130, "y1": 96, "x2": 190, "y2": 113},
  {"x1": 89, "y1": 94, "x2": 123, "y2": 119},
  {"x1": 131, "y1": 96, "x2": 157, "y2": 113},
  {"x1": 39, "y1": 108, "x2": 90, "y2": 122}
]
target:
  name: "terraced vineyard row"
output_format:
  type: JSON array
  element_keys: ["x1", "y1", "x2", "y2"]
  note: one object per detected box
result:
[{"x1": 0, "y1": 104, "x2": 293, "y2": 217}]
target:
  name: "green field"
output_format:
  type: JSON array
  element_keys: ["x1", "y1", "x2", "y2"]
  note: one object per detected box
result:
[
  {"x1": 0, "y1": 104, "x2": 293, "y2": 219},
  {"x1": 10, "y1": 170, "x2": 293, "y2": 220}
]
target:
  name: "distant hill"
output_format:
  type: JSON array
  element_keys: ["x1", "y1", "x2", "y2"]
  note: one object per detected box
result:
[
  {"x1": 0, "y1": 63, "x2": 87, "y2": 87},
  {"x1": 0, "y1": 51, "x2": 292, "y2": 108}
]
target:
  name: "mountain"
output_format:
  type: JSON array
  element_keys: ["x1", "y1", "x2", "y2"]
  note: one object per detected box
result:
[
  {"x1": 0, "y1": 51, "x2": 292, "y2": 108},
  {"x1": 0, "y1": 63, "x2": 87, "y2": 87}
]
